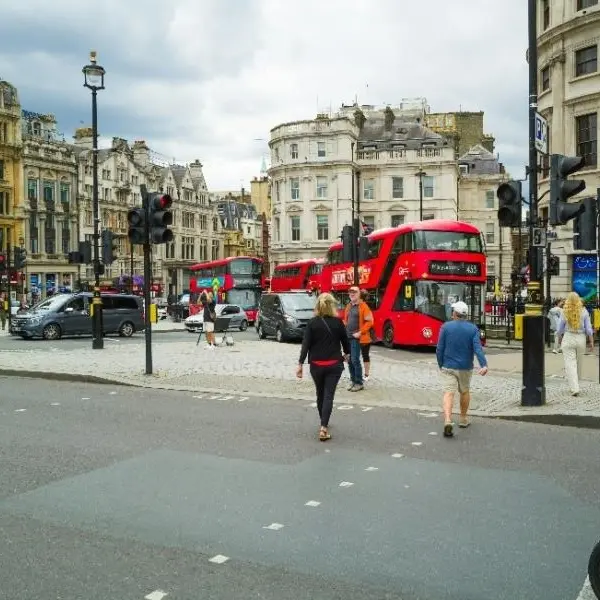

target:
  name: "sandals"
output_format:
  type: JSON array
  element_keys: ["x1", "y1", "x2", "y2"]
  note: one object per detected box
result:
[{"x1": 319, "y1": 427, "x2": 331, "y2": 441}]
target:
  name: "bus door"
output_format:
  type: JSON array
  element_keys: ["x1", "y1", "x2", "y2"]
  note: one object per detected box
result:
[{"x1": 387, "y1": 280, "x2": 415, "y2": 346}]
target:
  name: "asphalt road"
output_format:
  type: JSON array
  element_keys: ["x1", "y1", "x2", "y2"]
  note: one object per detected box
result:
[{"x1": 0, "y1": 377, "x2": 598, "y2": 600}]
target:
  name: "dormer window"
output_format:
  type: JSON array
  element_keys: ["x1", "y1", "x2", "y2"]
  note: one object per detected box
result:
[
  {"x1": 422, "y1": 142, "x2": 436, "y2": 148},
  {"x1": 459, "y1": 164, "x2": 469, "y2": 175},
  {"x1": 32, "y1": 122, "x2": 41, "y2": 136}
]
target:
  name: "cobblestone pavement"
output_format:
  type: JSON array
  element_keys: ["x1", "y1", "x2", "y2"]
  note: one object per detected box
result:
[{"x1": 0, "y1": 334, "x2": 599, "y2": 418}]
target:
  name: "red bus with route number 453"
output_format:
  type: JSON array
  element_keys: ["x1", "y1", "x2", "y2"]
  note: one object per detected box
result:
[{"x1": 322, "y1": 220, "x2": 487, "y2": 347}]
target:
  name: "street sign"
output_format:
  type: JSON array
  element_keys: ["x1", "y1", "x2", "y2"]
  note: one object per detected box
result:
[
  {"x1": 535, "y1": 112, "x2": 548, "y2": 154},
  {"x1": 532, "y1": 227, "x2": 546, "y2": 247}
]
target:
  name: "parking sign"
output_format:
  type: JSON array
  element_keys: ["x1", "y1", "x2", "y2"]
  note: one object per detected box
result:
[{"x1": 535, "y1": 112, "x2": 548, "y2": 154}]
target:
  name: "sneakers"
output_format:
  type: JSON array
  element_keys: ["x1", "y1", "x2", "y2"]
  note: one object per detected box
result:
[
  {"x1": 350, "y1": 384, "x2": 364, "y2": 392},
  {"x1": 363, "y1": 375, "x2": 370, "y2": 383},
  {"x1": 347, "y1": 383, "x2": 355, "y2": 391},
  {"x1": 443, "y1": 422, "x2": 454, "y2": 437}
]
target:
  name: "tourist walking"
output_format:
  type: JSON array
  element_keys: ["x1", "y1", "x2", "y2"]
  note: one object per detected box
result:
[
  {"x1": 556, "y1": 292, "x2": 594, "y2": 396},
  {"x1": 343, "y1": 286, "x2": 374, "y2": 391},
  {"x1": 202, "y1": 291, "x2": 217, "y2": 349},
  {"x1": 436, "y1": 301, "x2": 488, "y2": 438},
  {"x1": 547, "y1": 298, "x2": 564, "y2": 353},
  {"x1": 297, "y1": 293, "x2": 350, "y2": 441}
]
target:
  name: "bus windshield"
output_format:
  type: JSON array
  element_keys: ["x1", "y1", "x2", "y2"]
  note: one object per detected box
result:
[
  {"x1": 413, "y1": 231, "x2": 483, "y2": 252},
  {"x1": 230, "y1": 259, "x2": 261, "y2": 276},
  {"x1": 414, "y1": 281, "x2": 482, "y2": 323},
  {"x1": 226, "y1": 288, "x2": 261, "y2": 310}
]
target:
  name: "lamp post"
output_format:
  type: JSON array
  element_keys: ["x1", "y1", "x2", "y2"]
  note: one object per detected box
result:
[
  {"x1": 82, "y1": 50, "x2": 105, "y2": 350},
  {"x1": 416, "y1": 168, "x2": 427, "y2": 221}
]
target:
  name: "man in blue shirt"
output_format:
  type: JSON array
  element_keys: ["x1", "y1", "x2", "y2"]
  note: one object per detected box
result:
[{"x1": 436, "y1": 301, "x2": 488, "y2": 438}]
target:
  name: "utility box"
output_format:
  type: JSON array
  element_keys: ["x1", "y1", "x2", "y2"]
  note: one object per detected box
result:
[
  {"x1": 149, "y1": 303, "x2": 157, "y2": 324},
  {"x1": 514, "y1": 314, "x2": 524, "y2": 340}
]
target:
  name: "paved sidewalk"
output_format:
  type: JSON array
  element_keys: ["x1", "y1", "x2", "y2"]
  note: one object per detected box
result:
[{"x1": 0, "y1": 333, "x2": 598, "y2": 419}]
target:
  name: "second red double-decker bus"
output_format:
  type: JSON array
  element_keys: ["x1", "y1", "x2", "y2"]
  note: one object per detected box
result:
[
  {"x1": 188, "y1": 256, "x2": 263, "y2": 323},
  {"x1": 322, "y1": 220, "x2": 487, "y2": 347},
  {"x1": 270, "y1": 258, "x2": 325, "y2": 294}
]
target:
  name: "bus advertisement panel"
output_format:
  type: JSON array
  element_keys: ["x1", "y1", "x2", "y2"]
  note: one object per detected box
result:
[
  {"x1": 322, "y1": 220, "x2": 487, "y2": 347},
  {"x1": 270, "y1": 258, "x2": 324, "y2": 294},
  {"x1": 188, "y1": 256, "x2": 263, "y2": 322}
]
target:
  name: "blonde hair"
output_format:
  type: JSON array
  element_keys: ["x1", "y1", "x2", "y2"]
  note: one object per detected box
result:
[
  {"x1": 315, "y1": 292, "x2": 338, "y2": 318},
  {"x1": 563, "y1": 291, "x2": 583, "y2": 330}
]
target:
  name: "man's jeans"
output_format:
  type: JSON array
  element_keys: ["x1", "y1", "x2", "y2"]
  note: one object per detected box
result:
[{"x1": 348, "y1": 338, "x2": 363, "y2": 385}]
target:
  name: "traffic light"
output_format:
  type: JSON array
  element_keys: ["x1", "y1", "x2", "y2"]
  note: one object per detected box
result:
[
  {"x1": 573, "y1": 196, "x2": 598, "y2": 251},
  {"x1": 79, "y1": 240, "x2": 92, "y2": 264},
  {"x1": 68, "y1": 251, "x2": 82, "y2": 264},
  {"x1": 127, "y1": 207, "x2": 146, "y2": 245},
  {"x1": 13, "y1": 247, "x2": 27, "y2": 270},
  {"x1": 341, "y1": 225, "x2": 354, "y2": 262},
  {"x1": 358, "y1": 236, "x2": 369, "y2": 260},
  {"x1": 147, "y1": 193, "x2": 173, "y2": 244},
  {"x1": 548, "y1": 254, "x2": 560, "y2": 276},
  {"x1": 497, "y1": 180, "x2": 522, "y2": 227},
  {"x1": 101, "y1": 229, "x2": 117, "y2": 265},
  {"x1": 549, "y1": 153, "x2": 586, "y2": 226},
  {"x1": 0, "y1": 253, "x2": 5, "y2": 272}
]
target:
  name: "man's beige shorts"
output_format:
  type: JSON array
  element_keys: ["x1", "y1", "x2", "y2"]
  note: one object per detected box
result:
[
  {"x1": 440, "y1": 368, "x2": 473, "y2": 394},
  {"x1": 204, "y1": 322, "x2": 215, "y2": 333}
]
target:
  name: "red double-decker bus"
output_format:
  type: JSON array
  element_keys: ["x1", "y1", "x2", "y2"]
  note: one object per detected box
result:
[
  {"x1": 188, "y1": 256, "x2": 263, "y2": 323},
  {"x1": 270, "y1": 258, "x2": 325, "y2": 294},
  {"x1": 322, "y1": 220, "x2": 487, "y2": 347}
]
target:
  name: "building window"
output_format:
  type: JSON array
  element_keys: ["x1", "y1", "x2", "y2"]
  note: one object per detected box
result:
[
  {"x1": 392, "y1": 177, "x2": 404, "y2": 199},
  {"x1": 43, "y1": 181, "x2": 54, "y2": 203},
  {"x1": 316, "y1": 176, "x2": 328, "y2": 199},
  {"x1": 317, "y1": 142, "x2": 326, "y2": 158},
  {"x1": 213, "y1": 217, "x2": 219, "y2": 232},
  {"x1": 541, "y1": 66, "x2": 550, "y2": 91},
  {"x1": 211, "y1": 240, "x2": 220, "y2": 260},
  {"x1": 199, "y1": 239, "x2": 208, "y2": 261},
  {"x1": 29, "y1": 212, "x2": 39, "y2": 253},
  {"x1": 577, "y1": 0, "x2": 598, "y2": 10},
  {"x1": 422, "y1": 176, "x2": 434, "y2": 198},
  {"x1": 274, "y1": 217, "x2": 280, "y2": 242},
  {"x1": 290, "y1": 216, "x2": 300, "y2": 241},
  {"x1": 542, "y1": 0, "x2": 550, "y2": 29},
  {"x1": 317, "y1": 215, "x2": 329, "y2": 240},
  {"x1": 391, "y1": 214, "x2": 405, "y2": 227},
  {"x1": 290, "y1": 143, "x2": 298, "y2": 159},
  {"x1": 576, "y1": 112, "x2": 598, "y2": 168},
  {"x1": 485, "y1": 190, "x2": 495, "y2": 209},
  {"x1": 363, "y1": 179, "x2": 375, "y2": 200},
  {"x1": 575, "y1": 45, "x2": 598, "y2": 77},
  {"x1": 485, "y1": 222, "x2": 495, "y2": 244},
  {"x1": 275, "y1": 181, "x2": 281, "y2": 203},
  {"x1": 290, "y1": 177, "x2": 300, "y2": 200},
  {"x1": 62, "y1": 225, "x2": 70, "y2": 254},
  {"x1": 60, "y1": 184, "x2": 70, "y2": 204},
  {"x1": 0, "y1": 191, "x2": 9, "y2": 215},
  {"x1": 423, "y1": 213, "x2": 435, "y2": 220},
  {"x1": 362, "y1": 216, "x2": 375, "y2": 233},
  {"x1": 0, "y1": 159, "x2": 3, "y2": 180},
  {"x1": 45, "y1": 214, "x2": 56, "y2": 254}
]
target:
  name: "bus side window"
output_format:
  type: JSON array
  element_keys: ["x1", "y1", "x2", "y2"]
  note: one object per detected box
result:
[{"x1": 393, "y1": 282, "x2": 414, "y2": 311}]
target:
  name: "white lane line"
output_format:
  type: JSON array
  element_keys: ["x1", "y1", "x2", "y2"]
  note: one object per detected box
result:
[
  {"x1": 209, "y1": 554, "x2": 229, "y2": 564},
  {"x1": 14, "y1": 409, "x2": 26, "y2": 413},
  {"x1": 307, "y1": 402, "x2": 317, "y2": 408},
  {"x1": 365, "y1": 467, "x2": 379, "y2": 472},
  {"x1": 263, "y1": 523, "x2": 284, "y2": 531},
  {"x1": 209, "y1": 395, "x2": 221, "y2": 400},
  {"x1": 305, "y1": 500, "x2": 321, "y2": 507},
  {"x1": 50, "y1": 402, "x2": 61, "y2": 406},
  {"x1": 575, "y1": 576, "x2": 595, "y2": 600},
  {"x1": 145, "y1": 591, "x2": 168, "y2": 600},
  {"x1": 192, "y1": 395, "x2": 204, "y2": 399},
  {"x1": 337, "y1": 405, "x2": 353, "y2": 410},
  {"x1": 81, "y1": 397, "x2": 91, "y2": 400},
  {"x1": 361, "y1": 406, "x2": 374, "y2": 412},
  {"x1": 339, "y1": 481, "x2": 354, "y2": 487},
  {"x1": 219, "y1": 396, "x2": 234, "y2": 401},
  {"x1": 411, "y1": 442, "x2": 423, "y2": 446},
  {"x1": 391, "y1": 453, "x2": 404, "y2": 458},
  {"x1": 428, "y1": 431, "x2": 438, "y2": 436},
  {"x1": 109, "y1": 391, "x2": 117, "y2": 395},
  {"x1": 238, "y1": 397, "x2": 249, "y2": 402},
  {"x1": 417, "y1": 412, "x2": 438, "y2": 418}
]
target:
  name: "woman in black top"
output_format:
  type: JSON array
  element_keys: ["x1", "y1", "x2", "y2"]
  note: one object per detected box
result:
[{"x1": 297, "y1": 293, "x2": 350, "y2": 441}]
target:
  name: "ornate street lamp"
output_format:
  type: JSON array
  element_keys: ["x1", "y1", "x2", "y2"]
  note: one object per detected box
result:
[{"x1": 82, "y1": 50, "x2": 106, "y2": 349}]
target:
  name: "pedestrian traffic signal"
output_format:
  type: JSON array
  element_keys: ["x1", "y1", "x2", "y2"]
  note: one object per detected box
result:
[
  {"x1": 341, "y1": 225, "x2": 354, "y2": 262},
  {"x1": 127, "y1": 207, "x2": 146, "y2": 245},
  {"x1": 573, "y1": 196, "x2": 598, "y2": 251},
  {"x1": 549, "y1": 154, "x2": 586, "y2": 226},
  {"x1": 548, "y1": 254, "x2": 560, "y2": 276},
  {"x1": 497, "y1": 180, "x2": 522, "y2": 227},
  {"x1": 147, "y1": 193, "x2": 173, "y2": 244},
  {"x1": 13, "y1": 247, "x2": 27, "y2": 270},
  {"x1": 358, "y1": 236, "x2": 369, "y2": 261},
  {"x1": 79, "y1": 240, "x2": 92, "y2": 264},
  {"x1": 101, "y1": 229, "x2": 117, "y2": 265}
]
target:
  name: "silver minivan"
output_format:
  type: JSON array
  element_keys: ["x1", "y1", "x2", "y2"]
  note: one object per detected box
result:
[{"x1": 10, "y1": 292, "x2": 144, "y2": 340}]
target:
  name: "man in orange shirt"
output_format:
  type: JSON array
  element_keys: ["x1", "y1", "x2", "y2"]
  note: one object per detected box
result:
[{"x1": 343, "y1": 286, "x2": 374, "y2": 391}]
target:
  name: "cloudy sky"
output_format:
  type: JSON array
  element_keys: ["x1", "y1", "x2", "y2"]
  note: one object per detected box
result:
[{"x1": 0, "y1": 0, "x2": 528, "y2": 190}]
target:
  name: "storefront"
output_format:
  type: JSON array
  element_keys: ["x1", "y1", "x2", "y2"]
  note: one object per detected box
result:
[{"x1": 28, "y1": 272, "x2": 75, "y2": 301}]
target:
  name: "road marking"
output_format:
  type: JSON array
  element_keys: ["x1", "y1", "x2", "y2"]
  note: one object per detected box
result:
[
  {"x1": 238, "y1": 397, "x2": 249, "y2": 402},
  {"x1": 220, "y1": 396, "x2": 234, "y2": 401},
  {"x1": 417, "y1": 412, "x2": 438, "y2": 418},
  {"x1": 109, "y1": 391, "x2": 117, "y2": 395},
  {"x1": 307, "y1": 402, "x2": 317, "y2": 408},
  {"x1": 428, "y1": 432, "x2": 438, "y2": 436},
  {"x1": 391, "y1": 453, "x2": 404, "y2": 458},
  {"x1": 575, "y1": 577, "x2": 595, "y2": 599},
  {"x1": 145, "y1": 591, "x2": 168, "y2": 600},
  {"x1": 365, "y1": 467, "x2": 379, "y2": 472},
  {"x1": 339, "y1": 481, "x2": 354, "y2": 487},
  {"x1": 50, "y1": 402, "x2": 61, "y2": 406},
  {"x1": 81, "y1": 397, "x2": 90, "y2": 400},
  {"x1": 305, "y1": 500, "x2": 321, "y2": 507},
  {"x1": 337, "y1": 405, "x2": 353, "y2": 410},
  {"x1": 209, "y1": 395, "x2": 221, "y2": 400},
  {"x1": 192, "y1": 395, "x2": 204, "y2": 399},
  {"x1": 404, "y1": 485, "x2": 410, "y2": 489},
  {"x1": 411, "y1": 442, "x2": 423, "y2": 446},
  {"x1": 14, "y1": 409, "x2": 26, "y2": 412},
  {"x1": 361, "y1": 406, "x2": 374, "y2": 412},
  {"x1": 209, "y1": 554, "x2": 229, "y2": 564},
  {"x1": 263, "y1": 522, "x2": 284, "y2": 530}
]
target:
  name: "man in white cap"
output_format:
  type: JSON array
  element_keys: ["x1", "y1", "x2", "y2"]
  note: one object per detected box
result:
[{"x1": 436, "y1": 300, "x2": 488, "y2": 438}]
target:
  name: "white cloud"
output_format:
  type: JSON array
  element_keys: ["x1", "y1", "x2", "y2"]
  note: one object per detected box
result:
[{"x1": 0, "y1": 0, "x2": 528, "y2": 188}]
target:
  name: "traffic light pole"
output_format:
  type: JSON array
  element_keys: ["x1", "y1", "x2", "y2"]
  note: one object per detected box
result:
[
  {"x1": 522, "y1": 0, "x2": 546, "y2": 406},
  {"x1": 6, "y1": 242, "x2": 11, "y2": 333},
  {"x1": 141, "y1": 185, "x2": 153, "y2": 375},
  {"x1": 353, "y1": 170, "x2": 361, "y2": 286}
]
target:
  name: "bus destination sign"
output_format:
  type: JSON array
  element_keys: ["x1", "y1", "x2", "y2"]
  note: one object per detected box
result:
[{"x1": 429, "y1": 261, "x2": 481, "y2": 277}]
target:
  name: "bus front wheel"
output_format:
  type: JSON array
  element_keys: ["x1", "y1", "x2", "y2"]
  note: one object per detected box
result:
[{"x1": 383, "y1": 321, "x2": 394, "y2": 349}]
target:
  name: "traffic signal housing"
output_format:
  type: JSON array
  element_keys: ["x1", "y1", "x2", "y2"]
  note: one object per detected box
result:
[
  {"x1": 573, "y1": 196, "x2": 598, "y2": 251},
  {"x1": 341, "y1": 225, "x2": 354, "y2": 263},
  {"x1": 127, "y1": 207, "x2": 146, "y2": 245},
  {"x1": 101, "y1": 229, "x2": 117, "y2": 265},
  {"x1": 497, "y1": 180, "x2": 522, "y2": 227},
  {"x1": 549, "y1": 154, "x2": 586, "y2": 226},
  {"x1": 13, "y1": 247, "x2": 27, "y2": 270},
  {"x1": 147, "y1": 193, "x2": 173, "y2": 244}
]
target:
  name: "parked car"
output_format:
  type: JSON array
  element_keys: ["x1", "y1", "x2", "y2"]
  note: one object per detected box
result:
[
  {"x1": 184, "y1": 304, "x2": 249, "y2": 334},
  {"x1": 255, "y1": 291, "x2": 316, "y2": 342}
]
